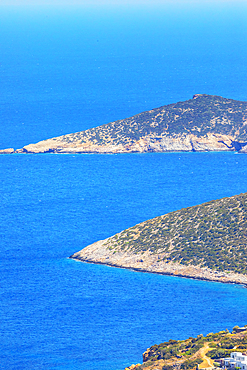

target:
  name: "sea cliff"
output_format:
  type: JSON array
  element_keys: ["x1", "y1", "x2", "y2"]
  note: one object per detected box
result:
[{"x1": 1, "y1": 94, "x2": 247, "y2": 154}]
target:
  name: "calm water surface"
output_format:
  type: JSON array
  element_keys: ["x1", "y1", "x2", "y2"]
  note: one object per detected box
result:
[
  {"x1": 1, "y1": 3, "x2": 247, "y2": 369},
  {"x1": 0, "y1": 153, "x2": 247, "y2": 370}
]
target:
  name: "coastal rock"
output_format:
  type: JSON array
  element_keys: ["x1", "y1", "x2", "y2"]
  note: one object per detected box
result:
[
  {"x1": 15, "y1": 132, "x2": 236, "y2": 154},
  {"x1": 124, "y1": 364, "x2": 141, "y2": 370},
  {"x1": 70, "y1": 240, "x2": 247, "y2": 285},
  {"x1": 239, "y1": 144, "x2": 247, "y2": 153},
  {"x1": 3, "y1": 94, "x2": 247, "y2": 154},
  {"x1": 0, "y1": 148, "x2": 15, "y2": 154},
  {"x1": 127, "y1": 327, "x2": 247, "y2": 370},
  {"x1": 70, "y1": 192, "x2": 247, "y2": 285}
]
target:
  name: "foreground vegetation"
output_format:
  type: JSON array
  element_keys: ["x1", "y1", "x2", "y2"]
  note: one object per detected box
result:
[
  {"x1": 104, "y1": 192, "x2": 247, "y2": 274},
  {"x1": 127, "y1": 326, "x2": 247, "y2": 370}
]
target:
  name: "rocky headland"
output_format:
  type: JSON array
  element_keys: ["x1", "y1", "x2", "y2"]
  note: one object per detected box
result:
[
  {"x1": 1, "y1": 94, "x2": 247, "y2": 154},
  {"x1": 124, "y1": 326, "x2": 247, "y2": 370},
  {"x1": 70, "y1": 192, "x2": 247, "y2": 286}
]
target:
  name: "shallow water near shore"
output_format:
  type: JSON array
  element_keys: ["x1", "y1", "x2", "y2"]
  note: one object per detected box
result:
[{"x1": 1, "y1": 152, "x2": 247, "y2": 370}]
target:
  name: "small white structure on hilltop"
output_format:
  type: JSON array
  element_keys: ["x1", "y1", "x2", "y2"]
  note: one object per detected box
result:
[{"x1": 223, "y1": 352, "x2": 247, "y2": 370}]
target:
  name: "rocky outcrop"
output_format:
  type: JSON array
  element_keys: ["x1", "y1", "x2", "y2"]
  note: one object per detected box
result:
[
  {"x1": 70, "y1": 192, "x2": 247, "y2": 285},
  {"x1": 126, "y1": 327, "x2": 247, "y2": 370},
  {"x1": 124, "y1": 364, "x2": 142, "y2": 370},
  {"x1": 2, "y1": 94, "x2": 247, "y2": 154},
  {"x1": 13, "y1": 133, "x2": 239, "y2": 154},
  {"x1": 0, "y1": 148, "x2": 15, "y2": 154},
  {"x1": 239, "y1": 145, "x2": 247, "y2": 153},
  {"x1": 70, "y1": 239, "x2": 247, "y2": 285}
]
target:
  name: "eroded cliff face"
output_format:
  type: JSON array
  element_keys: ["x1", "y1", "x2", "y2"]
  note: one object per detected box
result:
[{"x1": 8, "y1": 132, "x2": 240, "y2": 154}]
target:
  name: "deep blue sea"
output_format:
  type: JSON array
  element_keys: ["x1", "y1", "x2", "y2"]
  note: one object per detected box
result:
[{"x1": 1, "y1": 3, "x2": 247, "y2": 370}]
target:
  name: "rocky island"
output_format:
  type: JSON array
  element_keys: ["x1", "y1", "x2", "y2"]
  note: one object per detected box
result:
[
  {"x1": 70, "y1": 192, "x2": 247, "y2": 285},
  {"x1": 1, "y1": 94, "x2": 247, "y2": 154},
  {"x1": 124, "y1": 325, "x2": 247, "y2": 370}
]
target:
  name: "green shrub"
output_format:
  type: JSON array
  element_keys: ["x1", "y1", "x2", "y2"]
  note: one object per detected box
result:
[
  {"x1": 207, "y1": 348, "x2": 232, "y2": 359},
  {"x1": 181, "y1": 358, "x2": 203, "y2": 369}
]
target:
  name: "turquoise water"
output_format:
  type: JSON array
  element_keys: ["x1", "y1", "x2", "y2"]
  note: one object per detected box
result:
[{"x1": 1, "y1": 3, "x2": 247, "y2": 369}]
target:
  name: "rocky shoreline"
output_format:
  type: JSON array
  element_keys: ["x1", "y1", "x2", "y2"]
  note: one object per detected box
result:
[
  {"x1": 123, "y1": 327, "x2": 247, "y2": 370},
  {"x1": 69, "y1": 239, "x2": 247, "y2": 287},
  {"x1": 0, "y1": 133, "x2": 247, "y2": 154},
  {"x1": 1, "y1": 94, "x2": 247, "y2": 154}
]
